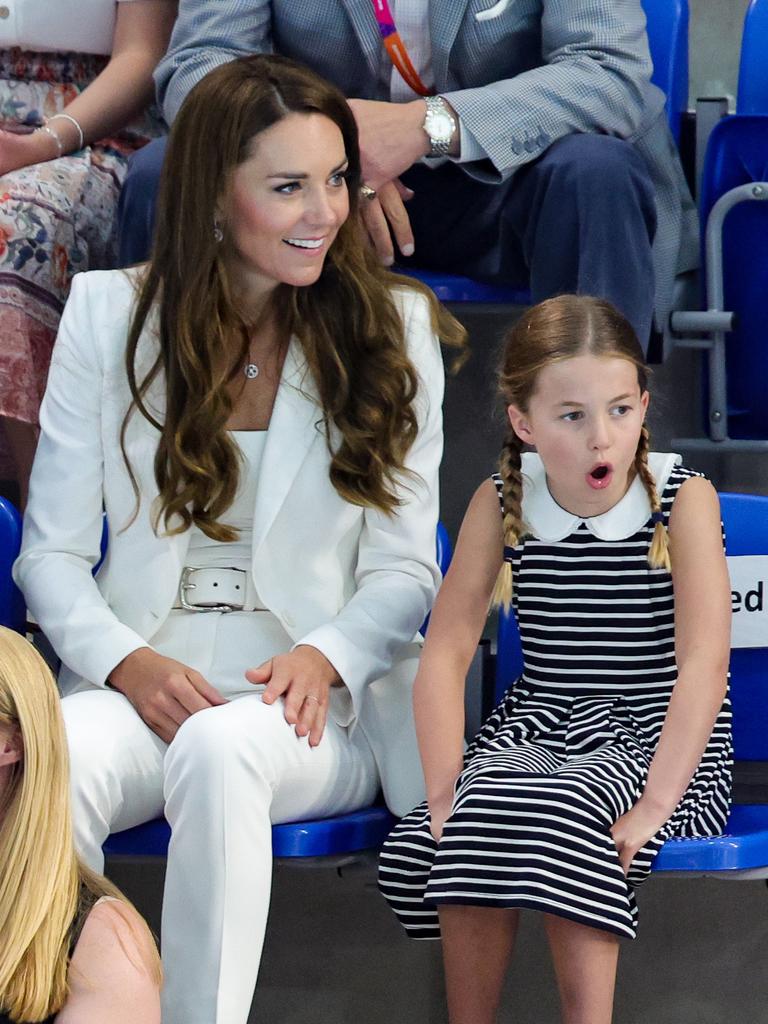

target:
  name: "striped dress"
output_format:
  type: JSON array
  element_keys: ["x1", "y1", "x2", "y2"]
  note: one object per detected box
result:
[{"x1": 379, "y1": 453, "x2": 732, "y2": 940}]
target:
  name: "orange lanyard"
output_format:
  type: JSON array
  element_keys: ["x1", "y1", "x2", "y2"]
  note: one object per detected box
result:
[{"x1": 371, "y1": 0, "x2": 434, "y2": 97}]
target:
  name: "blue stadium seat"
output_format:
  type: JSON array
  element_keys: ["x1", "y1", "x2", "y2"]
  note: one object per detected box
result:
[
  {"x1": 400, "y1": 0, "x2": 689, "y2": 304},
  {"x1": 670, "y1": 112, "x2": 768, "y2": 448},
  {"x1": 493, "y1": 491, "x2": 768, "y2": 878},
  {"x1": 737, "y1": 0, "x2": 768, "y2": 114},
  {"x1": 670, "y1": 1, "x2": 768, "y2": 448},
  {"x1": 654, "y1": 492, "x2": 768, "y2": 873},
  {"x1": 0, "y1": 497, "x2": 25, "y2": 633},
  {"x1": 697, "y1": 115, "x2": 768, "y2": 442},
  {"x1": 104, "y1": 523, "x2": 453, "y2": 861}
]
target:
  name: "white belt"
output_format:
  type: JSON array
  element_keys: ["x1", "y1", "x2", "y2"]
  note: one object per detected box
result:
[{"x1": 173, "y1": 566, "x2": 262, "y2": 612}]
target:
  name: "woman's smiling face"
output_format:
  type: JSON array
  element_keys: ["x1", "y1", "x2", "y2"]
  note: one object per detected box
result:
[{"x1": 222, "y1": 111, "x2": 350, "y2": 302}]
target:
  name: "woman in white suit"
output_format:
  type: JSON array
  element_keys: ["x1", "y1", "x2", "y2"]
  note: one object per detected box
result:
[{"x1": 14, "y1": 54, "x2": 463, "y2": 1024}]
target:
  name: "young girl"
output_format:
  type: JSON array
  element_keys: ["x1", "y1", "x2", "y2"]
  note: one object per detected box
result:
[
  {"x1": 379, "y1": 295, "x2": 732, "y2": 1024},
  {"x1": 0, "y1": 627, "x2": 161, "y2": 1024}
]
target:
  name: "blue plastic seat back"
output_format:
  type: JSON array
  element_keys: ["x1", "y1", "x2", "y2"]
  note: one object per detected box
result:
[
  {"x1": 720, "y1": 492, "x2": 768, "y2": 761},
  {"x1": 738, "y1": 0, "x2": 768, "y2": 113},
  {"x1": 700, "y1": 114, "x2": 768, "y2": 439},
  {"x1": 436, "y1": 520, "x2": 452, "y2": 577},
  {"x1": 641, "y1": 0, "x2": 689, "y2": 143},
  {"x1": 0, "y1": 498, "x2": 24, "y2": 633}
]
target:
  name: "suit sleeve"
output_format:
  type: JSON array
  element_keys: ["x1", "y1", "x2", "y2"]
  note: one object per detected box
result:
[
  {"x1": 155, "y1": 0, "x2": 272, "y2": 124},
  {"x1": 13, "y1": 274, "x2": 148, "y2": 687},
  {"x1": 295, "y1": 291, "x2": 444, "y2": 726},
  {"x1": 444, "y1": 0, "x2": 661, "y2": 181}
]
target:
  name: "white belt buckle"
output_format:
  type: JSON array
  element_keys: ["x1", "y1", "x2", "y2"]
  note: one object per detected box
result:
[{"x1": 178, "y1": 566, "x2": 246, "y2": 613}]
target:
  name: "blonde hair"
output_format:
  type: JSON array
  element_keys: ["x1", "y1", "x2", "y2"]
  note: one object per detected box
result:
[
  {"x1": 491, "y1": 296, "x2": 671, "y2": 611},
  {"x1": 0, "y1": 629, "x2": 160, "y2": 1021}
]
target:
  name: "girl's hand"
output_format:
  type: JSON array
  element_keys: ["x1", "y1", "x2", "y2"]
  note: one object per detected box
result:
[
  {"x1": 247, "y1": 645, "x2": 341, "y2": 747},
  {"x1": 109, "y1": 647, "x2": 228, "y2": 744},
  {"x1": 428, "y1": 794, "x2": 454, "y2": 843},
  {"x1": 610, "y1": 798, "x2": 671, "y2": 875}
]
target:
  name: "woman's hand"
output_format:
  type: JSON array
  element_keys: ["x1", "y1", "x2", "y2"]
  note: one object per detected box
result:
[
  {"x1": 109, "y1": 647, "x2": 228, "y2": 744},
  {"x1": 246, "y1": 645, "x2": 341, "y2": 747},
  {"x1": 0, "y1": 127, "x2": 59, "y2": 176},
  {"x1": 610, "y1": 797, "x2": 671, "y2": 876}
]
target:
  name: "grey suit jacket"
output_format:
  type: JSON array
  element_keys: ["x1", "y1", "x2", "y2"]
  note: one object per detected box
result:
[{"x1": 155, "y1": 0, "x2": 698, "y2": 331}]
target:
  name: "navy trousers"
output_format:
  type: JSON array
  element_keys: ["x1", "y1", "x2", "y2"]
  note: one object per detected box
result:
[{"x1": 118, "y1": 132, "x2": 657, "y2": 349}]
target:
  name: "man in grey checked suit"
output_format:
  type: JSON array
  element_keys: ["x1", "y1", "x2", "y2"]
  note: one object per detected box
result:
[{"x1": 120, "y1": 0, "x2": 698, "y2": 349}]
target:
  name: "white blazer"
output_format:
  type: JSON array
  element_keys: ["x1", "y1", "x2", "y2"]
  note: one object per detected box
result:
[{"x1": 14, "y1": 268, "x2": 445, "y2": 815}]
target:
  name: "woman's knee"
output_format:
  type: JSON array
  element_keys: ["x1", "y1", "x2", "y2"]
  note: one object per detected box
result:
[{"x1": 165, "y1": 701, "x2": 279, "y2": 787}]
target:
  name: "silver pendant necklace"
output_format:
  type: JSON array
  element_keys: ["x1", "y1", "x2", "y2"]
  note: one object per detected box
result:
[{"x1": 243, "y1": 361, "x2": 259, "y2": 380}]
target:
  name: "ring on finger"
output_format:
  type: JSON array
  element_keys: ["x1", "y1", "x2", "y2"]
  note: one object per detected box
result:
[
  {"x1": 360, "y1": 183, "x2": 377, "y2": 201},
  {"x1": 303, "y1": 694, "x2": 322, "y2": 706}
]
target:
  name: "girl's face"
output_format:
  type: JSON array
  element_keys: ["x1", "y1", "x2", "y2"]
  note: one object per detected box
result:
[
  {"x1": 223, "y1": 112, "x2": 350, "y2": 304},
  {"x1": 507, "y1": 353, "x2": 649, "y2": 517}
]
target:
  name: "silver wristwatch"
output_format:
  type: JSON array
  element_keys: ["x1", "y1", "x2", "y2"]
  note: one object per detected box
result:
[{"x1": 423, "y1": 95, "x2": 458, "y2": 157}]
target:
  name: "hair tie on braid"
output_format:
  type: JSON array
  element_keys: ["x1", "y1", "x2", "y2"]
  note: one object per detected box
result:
[
  {"x1": 503, "y1": 545, "x2": 516, "y2": 563},
  {"x1": 650, "y1": 511, "x2": 664, "y2": 525}
]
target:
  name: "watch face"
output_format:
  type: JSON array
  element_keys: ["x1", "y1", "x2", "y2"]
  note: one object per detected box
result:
[{"x1": 428, "y1": 111, "x2": 454, "y2": 143}]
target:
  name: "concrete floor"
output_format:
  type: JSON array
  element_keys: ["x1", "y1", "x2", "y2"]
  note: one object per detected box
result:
[{"x1": 107, "y1": 854, "x2": 768, "y2": 1024}]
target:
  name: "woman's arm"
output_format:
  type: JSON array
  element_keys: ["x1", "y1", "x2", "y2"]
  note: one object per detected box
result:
[
  {"x1": 0, "y1": 1, "x2": 177, "y2": 173},
  {"x1": 416, "y1": 478, "x2": 504, "y2": 839},
  {"x1": 13, "y1": 272, "x2": 151, "y2": 686},
  {"x1": 55, "y1": 900, "x2": 160, "y2": 1024},
  {"x1": 611, "y1": 477, "x2": 731, "y2": 872}
]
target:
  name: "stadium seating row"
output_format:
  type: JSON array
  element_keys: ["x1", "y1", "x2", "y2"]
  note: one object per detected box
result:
[{"x1": 0, "y1": 492, "x2": 766, "y2": 877}]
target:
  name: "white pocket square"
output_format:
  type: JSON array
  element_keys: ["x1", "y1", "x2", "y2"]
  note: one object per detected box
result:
[{"x1": 475, "y1": 0, "x2": 510, "y2": 21}]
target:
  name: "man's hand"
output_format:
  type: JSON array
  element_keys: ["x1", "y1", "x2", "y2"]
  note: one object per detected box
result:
[
  {"x1": 360, "y1": 178, "x2": 415, "y2": 265},
  {"x1": 347, "y1": 98, "x2": 429, "y2": 188},
  {"x1": 348, "y1": 98, "x2": 428, "y2": 264},
  {"x1": 246, "y1": 645, "x2": 342, "y2": 747},
  {"x1": 109, "y1": 647, "x2": 228, "y2": 744}
]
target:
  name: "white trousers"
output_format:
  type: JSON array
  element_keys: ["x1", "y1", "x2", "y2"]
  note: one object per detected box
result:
[{"x1": 62, "y1": 612, "x2": 379, "y2": 1024}]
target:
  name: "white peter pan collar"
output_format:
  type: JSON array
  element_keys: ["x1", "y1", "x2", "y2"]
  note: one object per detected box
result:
[{"x1": 520, "y1": 451, "x2": 682, "y2": 542}]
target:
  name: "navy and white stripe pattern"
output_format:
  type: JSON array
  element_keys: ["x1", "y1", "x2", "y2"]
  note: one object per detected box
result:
[{"x1": 379, "y1": 459, "x2": 732, "y2": 940}]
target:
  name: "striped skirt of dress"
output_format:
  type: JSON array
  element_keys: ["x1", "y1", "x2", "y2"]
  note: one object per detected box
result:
[{"x1": 379, "y1": 689, "x2": 670, "y2": 941}]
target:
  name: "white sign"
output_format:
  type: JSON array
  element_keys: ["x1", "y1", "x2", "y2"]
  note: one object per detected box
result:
[{"x1": 728, "y1": 555, "x2": 768, "y2": 649}]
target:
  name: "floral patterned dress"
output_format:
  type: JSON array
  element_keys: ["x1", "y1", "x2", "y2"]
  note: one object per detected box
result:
[{"x1": 0, "y1": 48, "x2": 159, "y2": 473}]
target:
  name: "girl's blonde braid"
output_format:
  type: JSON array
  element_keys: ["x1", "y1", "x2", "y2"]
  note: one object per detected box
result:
[
  {"x1": 491, "y1": 431, "x2": 526, "y2": 610},
  {"x1": 635, "y1": 424, "x2": 672, "y2": 571}
]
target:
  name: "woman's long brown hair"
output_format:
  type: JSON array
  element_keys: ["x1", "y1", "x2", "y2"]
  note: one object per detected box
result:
[{"x1": 121, "y1": 54, "x2": 465, "y2": 540}]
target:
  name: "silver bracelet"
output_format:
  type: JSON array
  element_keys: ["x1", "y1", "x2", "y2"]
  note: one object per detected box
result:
[
  {"x1": 48, "y1": 112, "x2": 85, "y2": 151},
  {"x1": 35, "y1": 124, "x2": 63, "y2": 158}
]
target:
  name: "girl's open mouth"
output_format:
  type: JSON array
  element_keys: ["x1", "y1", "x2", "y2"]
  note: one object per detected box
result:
[{"x1": 586, "y1": 463, "x2": 613, "y2": 490}]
